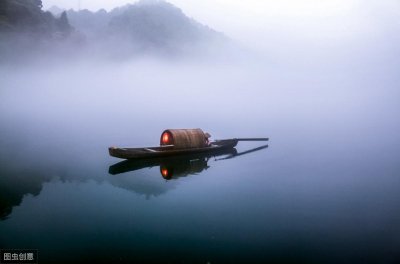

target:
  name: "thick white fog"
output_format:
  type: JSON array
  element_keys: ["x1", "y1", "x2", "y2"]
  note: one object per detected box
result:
[{"x1": 1, "y1": 0, "x2": 399, "y2": 153}]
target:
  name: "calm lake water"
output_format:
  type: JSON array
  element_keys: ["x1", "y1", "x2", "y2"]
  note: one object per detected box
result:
[{"x1": 0, "y1": 60, "x2": 399, "y2": 263}]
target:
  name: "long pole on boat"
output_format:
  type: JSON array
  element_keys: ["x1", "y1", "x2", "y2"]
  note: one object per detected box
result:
[
  {"x1": 235, "y1": 138, "x2": 269, "y2": 141},
  {"x1": 213, "y1": 138, "x2": 269, "y2": 143}
]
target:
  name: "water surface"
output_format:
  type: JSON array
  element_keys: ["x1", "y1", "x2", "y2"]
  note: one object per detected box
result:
[{"x1": 0, "y1": 61, "x2": 399, "y2": 263}]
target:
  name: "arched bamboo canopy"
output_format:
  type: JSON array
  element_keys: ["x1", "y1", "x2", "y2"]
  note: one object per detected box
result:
[{"x1": 160, "y1": 128, "x2": 210, "y2": 149}]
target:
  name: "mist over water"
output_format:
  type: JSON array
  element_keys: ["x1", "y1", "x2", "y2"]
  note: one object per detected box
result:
[{"x1": 1, "y1": 0, "x2": 400, "y2": 263}]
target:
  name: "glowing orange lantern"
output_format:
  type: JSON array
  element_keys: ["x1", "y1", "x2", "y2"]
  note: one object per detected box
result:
[{"x1": 161, "y1": 132, "x2": 172, "y2": 145}]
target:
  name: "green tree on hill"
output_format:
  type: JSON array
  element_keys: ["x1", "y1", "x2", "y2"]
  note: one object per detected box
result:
[
  {"x1": 32, "y1": 0, "x2": 42, "y2": 8},
  {"x1": 57, "y1": 11, "x2": 71, "y2": 33}
]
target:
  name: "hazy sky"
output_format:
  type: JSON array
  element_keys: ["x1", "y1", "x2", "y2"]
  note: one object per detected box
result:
[
  {"x1": 42, "y1": 0, "x2": 400, "y2": 52},
  {"x1": 43, "y1": 0, "x2": 361, "y2": 15}
]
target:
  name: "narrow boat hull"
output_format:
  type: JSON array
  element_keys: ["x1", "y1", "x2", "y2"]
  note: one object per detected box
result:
[{"x1": 109, "y1": 139, "x2": 238, "y2": 160}]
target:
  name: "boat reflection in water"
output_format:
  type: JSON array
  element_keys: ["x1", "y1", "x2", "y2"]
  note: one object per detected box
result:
[{"x1": 109, "y1": 144, "x2": 268, "y2": 180}]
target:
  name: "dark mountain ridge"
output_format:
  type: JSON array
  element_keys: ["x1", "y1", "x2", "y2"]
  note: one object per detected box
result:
[
  {"x1": 0, "y1": 0, "x2": 72, "y2": 37},
  {"x1": 1, "y1": 0, "x2": 230, "y2": 61},
  {"x1": 65, "y1": 0, "x2": 227, "y2": 55}
]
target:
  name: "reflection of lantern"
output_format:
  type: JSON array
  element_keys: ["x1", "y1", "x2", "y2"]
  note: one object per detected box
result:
[
  {"x1": 160, "y1": 166, "x2": 172, "y2": 179},
  {"x1": 159, "y1": 158, "x2": 209, "y2": 180},
  {"x1": 160, "y1": 129, "x2": 210, "y2": 149}
]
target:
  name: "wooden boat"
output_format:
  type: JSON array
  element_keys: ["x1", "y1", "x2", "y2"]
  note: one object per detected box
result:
[{"x1": 109, "y1": 128, "x2": 268, "y2": 160}]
